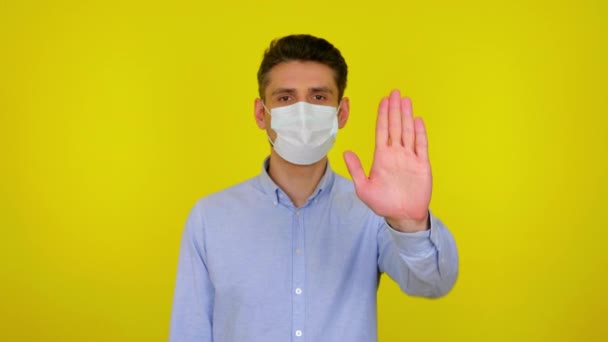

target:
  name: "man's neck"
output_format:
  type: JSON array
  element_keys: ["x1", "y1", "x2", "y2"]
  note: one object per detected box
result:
[{"x1": 267, "y1": 151, "x2": 327, "y2": 208}]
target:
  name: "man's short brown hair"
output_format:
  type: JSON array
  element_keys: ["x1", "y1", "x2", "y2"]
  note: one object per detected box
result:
[{"x1": 257, "y1": 34, "x2": 348, "y2": 100}]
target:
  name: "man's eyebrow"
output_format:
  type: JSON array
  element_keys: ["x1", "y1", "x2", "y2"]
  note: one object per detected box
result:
[
  {"x1": 270, "y1": 87, "x2": 335, "y2": 96},
  {"x1": 309, "y1": 87, "x2": 334, "y2": 94},
  {"x1": 271, "y1": 88, "x2": 297, "y2": 96}
]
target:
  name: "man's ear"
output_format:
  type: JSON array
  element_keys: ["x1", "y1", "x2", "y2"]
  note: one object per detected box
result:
[
  {"x1": 338, "y1": 97, "x2": 350, "y2": 129},
  {"x1": 254, "y1": 98, "x2": 267, "y2": 129}
]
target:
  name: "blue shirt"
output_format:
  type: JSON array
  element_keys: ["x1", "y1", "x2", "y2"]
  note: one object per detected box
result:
[{"x1": 170, "y1": 159, "x2": 458, "y2": 342}]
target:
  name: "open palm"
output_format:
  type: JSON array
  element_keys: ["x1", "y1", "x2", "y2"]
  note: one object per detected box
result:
[{"x1": 344, "y1": 90, "x2": 432, "y2": 232}]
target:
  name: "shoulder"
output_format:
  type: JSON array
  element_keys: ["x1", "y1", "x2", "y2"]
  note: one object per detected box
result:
[
  {"x1": 183, "y1": 176, "x2": 266, "y2": 237},
  {"x1": 328, "y1": 172, "x2": 380, "y2": 224},
  {"x1": 330, "y1": 172, "x2": 359, "y2": 203},
  {"x1": 332, "y1": 172, "x2": 355, "y2": 191},
  {"x1": 193, "y1": 176, "x2": 264, "y2": 212}
]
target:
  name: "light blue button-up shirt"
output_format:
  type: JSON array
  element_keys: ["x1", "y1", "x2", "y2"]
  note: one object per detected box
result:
[{"x1": 170, "y1": 159, "x2": 458, "y2": 342}]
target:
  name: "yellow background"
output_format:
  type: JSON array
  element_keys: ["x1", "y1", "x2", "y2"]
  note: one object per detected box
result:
[{"x1": 1, "y1": 0, "x2": 606, "y2": 341}]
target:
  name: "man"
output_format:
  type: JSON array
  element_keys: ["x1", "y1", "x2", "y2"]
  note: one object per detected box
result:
[{"x1": 170, "y1": 34, "x2": 458, "y2": 342}]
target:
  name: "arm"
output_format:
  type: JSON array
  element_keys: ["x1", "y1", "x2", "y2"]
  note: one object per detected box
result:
[
  {"x1": 344, "y1": 89, "x2": 458, "y2": 296},
  {"x1": 169, "y1": 202, "x2": 214, "y2": 341},
  {"x1": 378, "y1": 211, "x2": 458, "y2": 297}
]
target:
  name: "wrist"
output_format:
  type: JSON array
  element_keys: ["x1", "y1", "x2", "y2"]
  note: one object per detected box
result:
[{"x1": 386, "y1": 212, "x2": 430, "y2": 233}]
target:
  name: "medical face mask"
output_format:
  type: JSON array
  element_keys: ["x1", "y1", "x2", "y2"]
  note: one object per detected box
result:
[{"x1": 263, "y1": 101, "x2": 340, "y2": 165}]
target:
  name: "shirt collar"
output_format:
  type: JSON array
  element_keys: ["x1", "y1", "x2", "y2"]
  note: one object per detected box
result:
[{"x1": 258, "y1": 156, "x2": 335, "y2": 207}]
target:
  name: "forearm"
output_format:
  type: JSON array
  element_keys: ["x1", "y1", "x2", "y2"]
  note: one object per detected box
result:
[{"x1": 379, "y1": 211, "x2": 458, "y2": 297}]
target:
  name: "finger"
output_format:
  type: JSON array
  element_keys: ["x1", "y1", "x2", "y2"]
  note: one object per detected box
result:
[
  {"x1": 376, "y1": 97, "x2": 389, "y2": 148},
  {"x1": 388, "y1": 89, "x2": 402, "y2": 147},
  {"x1": 343, "y1": 151, "x2": 368, "y2": 191},
  {"x1": 401, "y1": 97, "x2": 415, "y2": 152},
  {"x1": 414, "y1": 117, "x2": 429, "y2": 161}
]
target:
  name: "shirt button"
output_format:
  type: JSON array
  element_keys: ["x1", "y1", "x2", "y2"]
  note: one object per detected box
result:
[
  {"x1": 295, "y1": 210, "x2": 300, "y2": 216},
  {"x1": 295, "y1": 288, "x2": 302, "y2": 295},
  {"x1": 295, "y1": 330, "x2": 302, "y2": 337},
  {"x1": 273, "y1": 201, "x2": 277, "y2": 206},
  {"x1": 295, "y1": 248, "x2": 302, "y2": 254}
]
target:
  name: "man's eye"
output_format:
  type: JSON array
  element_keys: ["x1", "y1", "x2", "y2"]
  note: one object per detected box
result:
[
  {"x1": 278, "y1": 96, "x2": 291, "y2": 101},
  {"x1": 313, "y1": 95, "x2": 327, "y2": 101}
]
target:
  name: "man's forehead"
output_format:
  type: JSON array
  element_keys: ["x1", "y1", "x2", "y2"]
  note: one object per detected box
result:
[
  {"x1": 266, "y1": 61, "x2": 338, "y2": 94},
  {"x1": 268, "y1": 61, "x2": 335, "y2": 82}
]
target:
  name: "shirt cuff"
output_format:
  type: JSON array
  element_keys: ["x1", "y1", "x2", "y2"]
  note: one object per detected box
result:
[{"x1": 385, "y1": 213, "x2": 436, "y2": 257}]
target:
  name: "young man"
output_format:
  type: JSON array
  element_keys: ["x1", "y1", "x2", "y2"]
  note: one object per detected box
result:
[{"x1": 170, "y1": 34, "x2": 458, "y2": 342}]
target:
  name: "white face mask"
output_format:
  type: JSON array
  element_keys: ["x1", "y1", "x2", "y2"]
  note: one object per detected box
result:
[{"x1": 263, "y1": 101, "x2": 340, "y2": 165}]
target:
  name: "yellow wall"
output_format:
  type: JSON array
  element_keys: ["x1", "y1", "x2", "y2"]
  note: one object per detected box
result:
[{"x1": 1, "y1": 0, "x2": 606, "y2": 341}]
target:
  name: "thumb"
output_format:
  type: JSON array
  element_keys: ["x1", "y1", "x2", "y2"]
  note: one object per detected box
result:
[{"x1": 343, "y1": 151, "x2": 368, "y2": 192}]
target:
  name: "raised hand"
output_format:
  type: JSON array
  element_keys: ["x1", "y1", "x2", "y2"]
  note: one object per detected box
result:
[{"x1": 344, "y1": 89, "x2": 432, "y2": 233}]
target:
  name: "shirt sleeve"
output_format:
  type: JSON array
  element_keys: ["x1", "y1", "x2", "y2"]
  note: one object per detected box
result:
[
  {"x1": 376, "y1": 210, "x2": 459, "y2": 297},
  {"x1": 169, "y1": 201, "x2": 214, "y2": 342}
]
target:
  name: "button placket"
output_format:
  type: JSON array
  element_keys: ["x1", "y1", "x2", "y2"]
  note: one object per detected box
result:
[{"x1": 292, "y1": 207, "x2": 305, "y2": 341}]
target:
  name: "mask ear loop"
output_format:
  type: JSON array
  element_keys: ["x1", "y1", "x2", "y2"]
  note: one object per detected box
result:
[
  {"x1": 261, "y1": 101, "x2": 277, "y2": 147},
  {"x1": 261, "y1": 101, "x2": 271, "y2": 115},
  {"x1": 336, "y1": 100, "x2": 343, "y2": 115},
  {"x1": 331, "y1": 100, "x2": 343, "y2": 136}
]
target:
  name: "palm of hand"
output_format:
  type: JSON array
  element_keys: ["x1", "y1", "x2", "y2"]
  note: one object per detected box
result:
[{"x1": 344, "y1": 90, "x2": 432, "y2": 230}]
